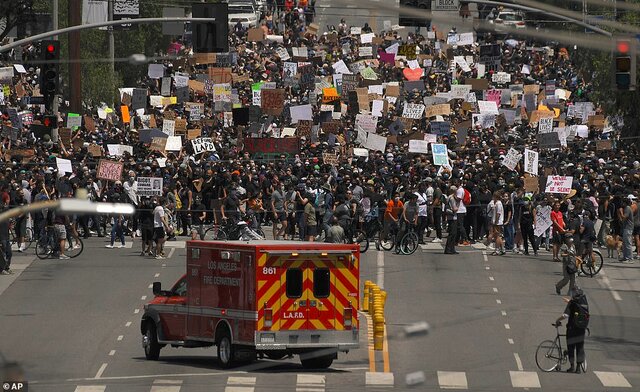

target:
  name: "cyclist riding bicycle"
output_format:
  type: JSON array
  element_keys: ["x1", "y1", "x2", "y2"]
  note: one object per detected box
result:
[
  {"x1": 396, "y1": 193, "x2": 419, "y2": 250},
  {"x1": 554, "y1": 288, "x2": 589, "y2": 374}
]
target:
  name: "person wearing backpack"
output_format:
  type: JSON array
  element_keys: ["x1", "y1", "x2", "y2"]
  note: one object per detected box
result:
[{"x1": 554, "y1": 288, "x2": 589, "y2": 374}]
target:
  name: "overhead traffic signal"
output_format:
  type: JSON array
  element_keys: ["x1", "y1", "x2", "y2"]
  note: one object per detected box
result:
[
  {"x1": 192, "y1": 3, "x2": 229, "y2": 53},
  {"x1": 42, "y1": 115, "x2": 57, "y2": 129},
  {"x1": 40, "y1": 40, "x2": 60, "y2": 110},
  {"x1": 613, "y1": 38, "x2": 636, "y2": 91}
]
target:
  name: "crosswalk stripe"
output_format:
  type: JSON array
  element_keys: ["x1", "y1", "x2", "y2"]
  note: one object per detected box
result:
[
  {"x1": 594, "y1": 371, "x2": 632, "y2": 388},
  {"x1": 365, "y1": 372, "x2": 394, "y2": 387},
  {"x1": 297, "y1": 374, "x2": 325, "y2": 392},
  {"x1": 73, "y1": 387, "x2": 106, "y2": 392},
  {"x1": 509, "y1": 371, "x2": 540, "y2": 388},
  {"x1": 226, "y1": 376, "x2": 256, "y2": 392},
  {"x1": 437, "y1": 371, "x2": 468, "y2": 389},
  {"x1": 150, "y1": 387, "x2": 181, "y2": 392}
]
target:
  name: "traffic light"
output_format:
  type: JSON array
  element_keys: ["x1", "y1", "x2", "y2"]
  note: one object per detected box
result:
[
  {"x1": 613, "y1": 38, "x2": 636, "y2": 91},
  {"x1": 42, "y1": 115, "x2": 58, "y2": 129},
  {"x1": 192, "y1": 3, "x2": 229, "y2": 53},
  {"x1": 40, "y1": 40, "x2": 60, "y2": 110}
]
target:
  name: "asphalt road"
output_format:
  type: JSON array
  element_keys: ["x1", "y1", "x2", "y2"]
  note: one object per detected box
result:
[{"x1": 1, "y1": 230, "x2": 638, "y2": 391}]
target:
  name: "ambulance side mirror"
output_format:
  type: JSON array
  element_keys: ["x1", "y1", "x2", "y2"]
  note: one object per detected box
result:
[{"x1": 152, "y1": 282, "x2": 162, "y2": 296}]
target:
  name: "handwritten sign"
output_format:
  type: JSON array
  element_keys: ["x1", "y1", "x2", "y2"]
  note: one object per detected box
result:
[
  {"x1": 137, "y1": 177, "x2": 163, "y2": 196},
  {"x1": 545, "y1": 176, "x2": 573, "y2": 194},
  {"x1": 534, "y1": 205, "x2": 553, "y2": 237},
  {"x1": 97, "y1": 160, "x2": 124, "y2": 182},
  {"x1": 501, "y1": 148, "x2": 521, "y2": 171},
  {"x1": 191, "y1": 137, "x2": 216, "y2": 155},
  {"x1": 402, "y1": 103, "x2": 425, "y2": 119},
  {"x1": 524, "y1": 148, "x2": 539, "y2": 175},
  {"x1": 261, "y1": 89, "x2": 285, "y2": 115}
]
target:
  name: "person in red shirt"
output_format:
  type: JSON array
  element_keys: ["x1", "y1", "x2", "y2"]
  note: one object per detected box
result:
[
  {"x1": 382, "y1": 192, "x2": 403, "y2": 243},
  {"x1": 551, "y1": 201, "x2": 565, "y2": 262}
]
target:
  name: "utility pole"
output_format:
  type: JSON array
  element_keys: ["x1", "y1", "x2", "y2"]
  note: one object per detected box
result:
[
  {"x1": 52, "y1": 0, "x2": 58, "y2": 40},
  {"x1": 68, "y1": 0, "x2": 82, "y2": 112},
  {"x1": 108, "y1": 0, "x2": 114, "y2": 77}
]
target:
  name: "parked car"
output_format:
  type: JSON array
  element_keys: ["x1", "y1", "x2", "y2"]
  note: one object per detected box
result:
[{"x1": 489, "y1": 9, "x2": 526, "y2": 31}]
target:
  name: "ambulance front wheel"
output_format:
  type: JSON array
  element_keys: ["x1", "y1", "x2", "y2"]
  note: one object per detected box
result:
[
  {"x1": 217, "y1": 333, "x2": 235, "y2": 368},
  {"x1": 143, "y1": 322, "x2": 161, "y2": 360},
  {"x1": 300, "y1": 354, "x2": 334, "y2": 369}
]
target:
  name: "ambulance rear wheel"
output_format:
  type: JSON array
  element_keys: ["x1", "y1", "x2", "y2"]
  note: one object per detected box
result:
[
  {"x1": 143, "y1": 323, "x2": 161, "y2": 360},
  {"x1": 217, "y1": 333, "x2": 235, "y2": 368},
  {"x1": 300, "y1": 354, "x2": 334, "y2": 369}
]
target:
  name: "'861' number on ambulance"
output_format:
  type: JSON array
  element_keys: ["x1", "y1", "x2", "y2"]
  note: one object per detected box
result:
[{"x1": 263, "y1": 267, "x2": 276, "y2": 275}]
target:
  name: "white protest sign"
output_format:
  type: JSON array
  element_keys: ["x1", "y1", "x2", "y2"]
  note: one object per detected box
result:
[
  {"x1": 409, "y1": 140, "x2": 429, "y2": 154},
  {"x1": 402, "y1": 103, "x2": 425, "y2": 119},
  {"x1": 290, "y1": 104, "x2": 313, "y2": 124},
  {"x1": 364, "y1": 133, "x2": 387, "y2": 152},
  {"x1": 276, "y1": 47, "x2": 290, "y2": 61},
  {"x1": 472, "y1": 113, "x2": 496, "y2": 129},
  {"x1": 191, "y1": 137, "x2": 216, "y2": 155},
  {"x1": 538, "y1": 117, "x2": 553, "y2": 133},
  {"x1": 477, "y1": 100, "x2": 499, "y2": 115},
  {"x1": 501, "y1": 148, "x2": 521, "y2": 171},
  {"x1": 107, "y1": 144, "x2": 133, "y2": 156},
  {"x1": 454, "y1": 56, "x2": 471, "y2": 72},
  {"x1": 385, "y1": 43, "x2": 399, "y2": 54},
  {"x1": 361, "y1": 32, "x2": 375, "y2": 43},
  {"x1": 450, "y1": 84, "x2": 471, "y2": 99},
  {"x1": 372, "y1": 100, "x2": 385, "y2": 117},
  {"x1": 355, "y1": 114, "x2": 379, "y2": 133},
  {"x1": 137, "y1": 177, "x2": 164, "y2": 196},
  {"x1": 162, "y1": 119, "x2": 175, "y2": 135},
  {"x1": 424, "y1": 133, "x2": 437, "y2": 145},
  {"x1": 165, "y1": 135, "x2": 182, "y2": 151},
  {"x1": 353, "y1": 147, "x2": 369, "y2": 157},
  {"x1": 457, "y1": 32, "x2": 474, "y2": 45},
  {"x1": 524, "y1": 149, "x2": 539, "y2": 175},
  {"x1": 332, "y1": 60, "x2": 351, "y2": 74},
  {"x1": 147, "y1": 64, "x2": 164, "y2": 79},
  {"x1": 173, "y1": 75, "x2": 188, "y2": 88},
  {"x1": 67, "y1": 115, "x2": 82, "y2": 129},
  {"x1": 56, "y1": 158, "x2": 73, "y2": 174},
  {"x1": 545, "y1": 176, "x2": 573, "y2": 194},
  {"x1": 534, "y1": 205, "x2": 553, "y2": 237},
  {"x1": 492, "y1": 72, "x2": 511, "y2": 84}
]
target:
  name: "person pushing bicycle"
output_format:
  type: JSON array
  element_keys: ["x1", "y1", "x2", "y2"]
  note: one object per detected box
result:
[{"x1": 554, "y1": 288, "x2": 589, "y2": 374}]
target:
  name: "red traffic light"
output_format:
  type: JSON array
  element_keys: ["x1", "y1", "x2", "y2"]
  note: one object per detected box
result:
[
  {"x1": 617, "y1": 40, "x2": 630, "y2": 54},
  {"x1": 43, "y1": 117, "x2": 52, "y2": 127},
  {"x1": 46, "y1": 44, "x2": 56, "y2": 53},
  {"x1": 42, "y1": 115, "x2": 57, "y2": 128}
]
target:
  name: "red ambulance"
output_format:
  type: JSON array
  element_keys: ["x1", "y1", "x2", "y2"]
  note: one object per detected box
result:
[{"x1": 141, "y1": 240, "x2": 360, "y2": 368}]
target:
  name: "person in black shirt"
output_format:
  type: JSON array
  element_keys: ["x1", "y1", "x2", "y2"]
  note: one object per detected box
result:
[
  {"x1": 0, "y1": 199, "x2": 12, "y2": 274},
  {"x1": 555, "y1": 288, "x2": 589, "y2": 373},
  {"x1": 520, "y1": 197, "x2": 538, "y2": 256},
  {"x1": 191, "y1": 195, "x2": 207, "y2": 240},
  {"x1": 138, "y1": 198, "x2": 155, "y2": 256}
]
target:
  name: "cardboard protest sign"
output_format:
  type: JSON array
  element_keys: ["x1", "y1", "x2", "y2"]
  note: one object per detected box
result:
[
  {"x1": 88, "y1": 144, "x2": 102, "y2": 157},
  {"x1": 97, "y1": 160, "x2": 124, "y2": 182},
  {"x1": 174, "y1": 118, "x2": 187, "y2": 134},
  {"x1": 398, "y1": 44, "x2": 416, "y2": 59},
  {"x1": 187, "y1": 128, "x2": 201, "y2": 140},
  {"x1": 58, "y1": 128, "x2": 72, "y2": 148},
  {"x1": 261, "y1": 89, "x2": 285, "y2": 115},
  {"x1": 208, "y1": 67, "x2": 233, "y2": 84},
  {"x1": 247, "y1": 28, "x2": 265, "y2": 42},
  {"x1": 467, "y1": 78, "x2": 489, "y2": 91},
  {"x1": 524, "y1": 148, "x2": 539, "y2": 175},
  {"x1": 524, "y1": 176, "x2": 539, "y2": 192},
  {"x1": 321, "y1": 120, "x2": 340, "y2": 135},
  {"x1": 150, "y1": 137, "x2": 167, "y2": 152},
  {"x1": 545, "y1": 176, "x2": 573, "y2": 194},
  {"x1": 322, "y1": 152, "x2": 339, "y2": 166},
  {"x1": 194, "y1": 53, "x2": 217, "y2": 65},
  {"x1": 596, "y1": 139, "x2": 612, "y2": 151},
  {"x1": 529, "y1": 110, "x2": 554, "y2": 124},
  {"x1": 137, "y1": 177, "x2": 163, "y2": 196},
  {"x1": 425, "y1": 104, "x2": 451, "y2": 118},
  {"x1": 296, "y1": 120, "x2": 312, "y2": 138},
  {"x1": 191, "y1": 137, "x2": 216, "y2": 155}
]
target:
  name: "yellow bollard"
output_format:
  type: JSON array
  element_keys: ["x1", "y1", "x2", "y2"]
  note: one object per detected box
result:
[
  {"x1": 363, "y1": 281, "x2": 372, "y2": 312},
  {"x1": 373, "y1": 314, "x2": 385, "y2": 351},
  {"x1": 368, "y1": 284, "x2": 376, "y2": 313},
  {"x1": 381, "y1": 291, "x2": 387, "y2": 307}
]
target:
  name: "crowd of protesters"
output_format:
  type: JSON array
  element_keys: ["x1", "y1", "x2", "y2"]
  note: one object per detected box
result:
[{"x1": 0, "y1": 1, "x2": 639, "y2": 275}]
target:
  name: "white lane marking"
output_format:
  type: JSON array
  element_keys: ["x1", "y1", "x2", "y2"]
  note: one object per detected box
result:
[
  {"x1": 489, "y1": 276, "x2": 495, "y2": 281},
  {"x1": 504, "y1": 324, "x2": 511, "y2": 330},
  {"x1": 153, "y1": 380, "x2": 183, "y2": 384},
  {"x1": 297, "y1": 374, "x2": 326, "y2": 385},
  {"x1": 125, "y1": 321, "x2": 132, "y2": 327},
  {"x1": 162, "y1": 263, "x2": 167, "y2": 268},
  {"x1": 493, "y1": 287, "x2": 499, "y2": 292},
  {"x1": 508, "y1": 338, "x2": 515, "y2": 345},
  {"x1": 227, "y1": 376, "x2": 256, "y2": 385},
  {"x1": 150, "y1": 386, "x2": 181, "y2": 392},
  {"x1": 496, "y1": 299, "x2": 502, "y2": 304},
  {"x1": 437, "y1": 371, "x2": 468, "y2": 389},
  {"x1": 108, "y1": 350, "x2": 116, "y2": 356},
  {"x1": 509, "y1": 371, "x2": 540, "y2": 388},
  {"x1": 94, "y1": 363, "x2": 108, "y2": 379},
  {"x1": 501, "y1": 311, "x2": 507, "y2": 316},
  {"x1": 141, "y1": 295, "x2": 147, "y2": 300},
  {"x1": 600, "y1": 273, "x2": 622, "y2": 301},
  {"x1": 594, "y1": 371, "x2": 632, "y2": 387},
  {"x1": 117, "y1": 335, "x2": 123, "y2": 341},
  {"x1": 148, "y1": 284, "x2": 153, "y2": 289},
  {"x1": 483, "y1": 252, "x2": 489, "y2": 262},
  {"x1": 225, "y1": 387, "x2": 254, "y2": 392},
  {"x1": 376, "y1": 251, "x2": 385, "y2": 289},
  {"x1": 74, "y1": 387, "x2": 106, "y2": 392},
  {"x1": 365, "y1": 372, "x2": 394, "y2": 386},
  {"x1": 168, "y1": 248, "x2": 176, "y2": 259},
  {"x1": 154, "y1": 273, "x2": 160, "y2": 278},
  {"x1": 513, "y1": 353, "x2": 523, "y2": 371},
  {"x1": 134, "y1": 309, "x2": 140, "y2": 314},
  {"x1": 485, "y1": 266, "x2": 490, "y2": 270}
]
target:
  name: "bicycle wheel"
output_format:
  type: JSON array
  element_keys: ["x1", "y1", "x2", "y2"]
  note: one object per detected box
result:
[
  {"x1": 35, "y1": 239, "x2": 53, "y2": 260},
  {"x1": 377, "y1": 231, "x2": 395, "y2": 251},
  {"x1": 353, "y1": 230, "x2": 369, "y2": 253},
  {"x1": 23, "y1": 227, "x2": 34, "y2": 251},
  {"x1": 65, "y1": 237, "x2": 84, "y2": 258},
  {"x1": 401, "y1": 231, "x2": 419, "y2": 255},
  {"x1": 535, "y1": 340, "x2": 562, "y2": 372},
  {"x1": 581, "y1": 250, "x2": 603, "y2": 277}
]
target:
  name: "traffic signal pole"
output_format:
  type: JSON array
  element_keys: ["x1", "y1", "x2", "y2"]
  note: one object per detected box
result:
[{"x1": 69, "y1": 0, "x2": 82, "y2": 112}]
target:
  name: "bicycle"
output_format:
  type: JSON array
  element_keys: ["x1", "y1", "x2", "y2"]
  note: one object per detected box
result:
[
  {"x1": 578, "y1": 248, "x2": 604, "y2": 277},
  {"x1": 398, "y1": 224, "x2": 420, "y2": 255},
  {"x1": 535, "y1": 322, "x2": 588, "y2": 372},
  {"x1": 35, "y1": 226, "x2": 84, "y2": 259},
  {"x1": 8, "y1": 219, "x2": 33, "y2": 251},
  {"x1": 347, "y1": 228, "x2": 369, "y2": 253},
  {"x1": 203, "y1": 223, "x2": 228, "y2": 240}
]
